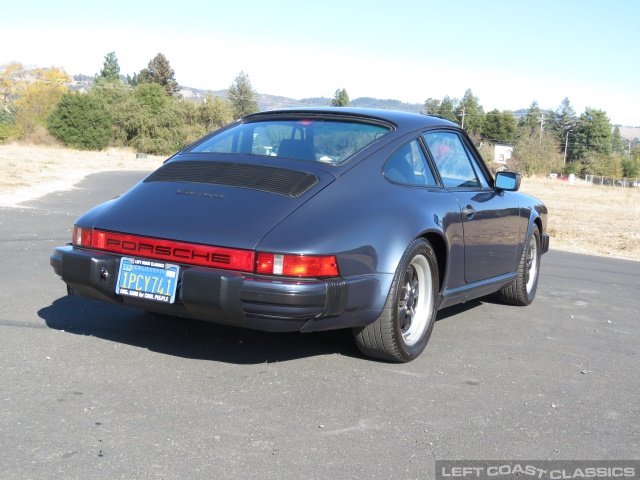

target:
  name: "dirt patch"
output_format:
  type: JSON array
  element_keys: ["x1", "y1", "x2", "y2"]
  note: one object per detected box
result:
[
  {"x1": 0, "y1": 144, "x2": 165, "y2": 206},
  {"x1": 1, "y1": 144, "x2": 638, "y2": 261}
]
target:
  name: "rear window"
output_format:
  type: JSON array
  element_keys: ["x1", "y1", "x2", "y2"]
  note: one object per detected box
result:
[{"x1": 189, "y1": 118, "x2": 390, "y2": 164}]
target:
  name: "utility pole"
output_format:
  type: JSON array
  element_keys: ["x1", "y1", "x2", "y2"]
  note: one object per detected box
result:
[
  {"x1": 461, "y1": 107, "x2": 466, "y2": 129},
  {"x1": 564, "y1": 130, "x2": 569, "y2": 165}
]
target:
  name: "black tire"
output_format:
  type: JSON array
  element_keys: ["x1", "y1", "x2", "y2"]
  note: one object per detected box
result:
[
  {"x1": 353, "y1": 238, "x2": 439, "y2": 362},
  {"x1": 498, "y1": 227, "x2": 541, "y2": 306}
]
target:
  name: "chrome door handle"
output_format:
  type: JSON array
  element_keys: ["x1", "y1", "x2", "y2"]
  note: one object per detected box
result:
[{"x1": 462, "y1": 206, "x2": 476, "y2": 218}]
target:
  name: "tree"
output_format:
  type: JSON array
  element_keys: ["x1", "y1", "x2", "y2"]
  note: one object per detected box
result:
[
  {"x1": 621, "y1": 156, "x2": 640, "y2": 177},
  {"x1": 48, "y1": 92, "x2": 112, "y2": 150},
  {"x1": 130, "y1": 82, "x2": 186, "y2": 153},
  {"x1": 569, "y1": 108, "x2": 613, "y2": 161},
  {"x1": 517, "y1": 100, "x2": 543, "y2": 134},
  {"x1": 581, "y1": 152, "x2": 622, "y2": 177},
  {"x1": 422, "y1": 98, "x2": 440, "y2": 115},
  {"x1": 228, "y1": 71, "x2": 259, "y2": 118},
  {"x1": 138, "y1": 53, "x2": 180, "y2": 96},
  {"x1": 510, "y1": 129, "x2": 563, "y2": 176},
  {"x1": 483, "y1": 109, "x2": 517, "y2": 144},
  {"x1": 90, "y1": 84, "x2": 136, "y2": 146},
  {"x1": 331, "y1": 88, "x2": 350, "y2": 107},
  {"x1": 0, "y1": 62, "x2": 28, "y2": 142},
  {"x1": 438, "y1": 95, "x2": 458, "y2": 123},
  {"x1": 126, "y1": 73, "x2": 139, "y2": 87},
  {"x1": 455, "y1": 88, "x2": 485, "y2": 135},
  {"x1": 1, "y1": 62, "x2": 28, "y2": 113},
  {"x1": 198, "y1": 93, "x2": 233, "y2": 132},
  {"x1": 134, "y1": 82, "x2": 170, "y2": 114},
  {"x1": 612, "y1": 126, "x2": 625, "y2": 156},
  {"x1": 15, "y1": 67, "x2": 69, "y2": 139},
  {"x1": 96, "y1": 51, "x2": 120, "y2": 83},
  {"x1": 547, "y1": 97, "x2": 577, "y2": 162},
  {"x1": 548, "y1": 97, "x2": 576, "y2": 141}
]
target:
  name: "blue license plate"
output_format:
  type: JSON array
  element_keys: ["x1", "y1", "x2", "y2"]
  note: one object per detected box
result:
[{"x1": 116, "y1": 257, "x2": 179, "y2": 304}]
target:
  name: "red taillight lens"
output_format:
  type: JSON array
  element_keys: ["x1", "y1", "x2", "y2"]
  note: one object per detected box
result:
[
  {"x1": 72, "y1": 226, "x2": 92, "y2": 247},
  {"x1": 73, "y1": 228, "x2": 255, "y2": 272},
  {"x1": 71, "y1": 227, "x2": 338, "y2": 277},
  {"x1": 256, "y1": 253, "x2": 339, "y2": 278}
]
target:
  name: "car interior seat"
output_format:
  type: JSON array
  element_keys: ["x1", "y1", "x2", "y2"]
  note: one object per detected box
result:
[{"x1": 278, "y1": 139, "x2": 316, "y2": 161}]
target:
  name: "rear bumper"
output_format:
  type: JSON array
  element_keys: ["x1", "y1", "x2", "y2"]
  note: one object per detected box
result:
[{"x1": 50, "y1": 246, "x2": 382, "y2": 332}]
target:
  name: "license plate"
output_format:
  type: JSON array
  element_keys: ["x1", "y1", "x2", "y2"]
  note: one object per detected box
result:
[{"x1": 116, "y1": 257, "x2": 179, "y2": 303}]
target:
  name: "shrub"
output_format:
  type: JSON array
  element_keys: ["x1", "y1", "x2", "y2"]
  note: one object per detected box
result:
[
  {"x1": 48, "y1": 92, "x2": 112, "y2": 150},
  {"x1": 0, "y1": 122, "x2": 20, "y2": 144},
  {"x1": 562, "y1": 161, "x2": 582, "y2": 175}
]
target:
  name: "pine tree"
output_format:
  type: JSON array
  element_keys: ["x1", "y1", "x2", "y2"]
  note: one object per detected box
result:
[
  {"x1": 228, "y1": 72, "x2": 259, "y2": 118},
  {"x1": 331, "y1": 88, "x2": 350, "y2": 107},
  {"x1": 455, "y1": 89, "x2": 485, "y2": 135},
  {"x1": 547, "y1": 97, "x2": 577, "y2": 161},
  {"x1": 138, "y1": 53, "x2": 180, "y2": 96},
  {"x1": 96, "y1": 52, "x2": 121, "y2": 83},
  {"x1": 518, "y1": 100, "x2": 543, "y2": 134},
  {"x1": 570, "y1": 108, "x2": 613, "y2": 161},
  {"x1": 438, "y1": 96, "x2": 458, "y2": 123},
  {"x1": 483, "y1": 109, "x2": 517, "y2": 144}
]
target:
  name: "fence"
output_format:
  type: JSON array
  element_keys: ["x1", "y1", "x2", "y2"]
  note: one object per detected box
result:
[{"x1": 549, "y1": 173, "x2": 639, "y2": 188}]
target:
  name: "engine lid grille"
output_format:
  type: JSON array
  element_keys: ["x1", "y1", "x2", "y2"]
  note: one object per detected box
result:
[{"x1": 145, "y1": 161, "x2": 319, "y2": 198}]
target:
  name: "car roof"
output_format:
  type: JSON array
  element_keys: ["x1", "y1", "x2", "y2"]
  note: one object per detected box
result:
[{"x1": 242, "y1": 107, "x2": 459, "y2": 131}]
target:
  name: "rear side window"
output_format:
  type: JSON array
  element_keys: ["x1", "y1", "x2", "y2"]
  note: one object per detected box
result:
[
  {"x1": 384, "y1": 140, "x2": 437, "y2": 186},
  {"x1": 190, "y1": 118, "x2": 390, "y2": 164},
  {"x1": 423, "y1": 132, "x2": 484, "y2": 188}
]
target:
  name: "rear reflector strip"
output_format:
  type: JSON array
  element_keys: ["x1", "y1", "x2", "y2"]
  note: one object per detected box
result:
[
  {"x1": 72, "y1": 227, "x2": 340, "y2": 278},
  {"x1": 86, "y1": 229, "x2": 255, "y2": 272}
]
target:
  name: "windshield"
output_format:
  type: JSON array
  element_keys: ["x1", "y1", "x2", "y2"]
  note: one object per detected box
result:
[{"x1": 188, "y1": 118, "x2": 391, "y2": 164}]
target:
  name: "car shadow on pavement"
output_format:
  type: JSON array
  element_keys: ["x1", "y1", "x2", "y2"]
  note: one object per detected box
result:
[
  {"x1": 38, "y1": 295, "x2": 364, "y2": 364},
  {"x1": 39, "y1": 295, "x2": 486, "y2": 364}
]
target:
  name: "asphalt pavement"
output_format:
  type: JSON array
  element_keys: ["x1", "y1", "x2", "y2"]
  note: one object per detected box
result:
[{"x1": 0, "y1": 172, "x2": 638, "y2": 479}]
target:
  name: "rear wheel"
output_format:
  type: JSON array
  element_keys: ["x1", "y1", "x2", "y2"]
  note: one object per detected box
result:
[
  {"x1": 353, "y1": 239, "x2": 438, "y2": 362},
  {"x1": 498, "y1": 228, "x2": 541, "y2": 306}
]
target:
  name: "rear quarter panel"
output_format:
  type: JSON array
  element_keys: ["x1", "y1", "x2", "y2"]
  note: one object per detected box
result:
[{"x1": 255, "y1": 139, "x2": 464, "y2": 280}]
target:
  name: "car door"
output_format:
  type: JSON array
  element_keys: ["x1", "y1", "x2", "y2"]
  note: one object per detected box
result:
[{"x1": 422, "y1": 131, "x2": 521, "y2": 284}]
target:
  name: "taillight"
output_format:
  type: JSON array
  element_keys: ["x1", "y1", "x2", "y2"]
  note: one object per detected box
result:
[
  {"x1": 72, "y1": 226, "x2": 92, "y2": 247},
  {"x1": 256, "y1": 253, "x2": 339, "y2": 278},
  {"x1": 70, "y1": 226, "x2": 339, "y2": 277}
]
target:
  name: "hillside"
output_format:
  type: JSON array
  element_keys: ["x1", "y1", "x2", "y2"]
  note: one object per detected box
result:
[
  {"x1": 69, "y1": 75, "x2": 426, "y2": 114},
  {"x1": 69, "y1": 74, "x2": 640, "y2": 136}
]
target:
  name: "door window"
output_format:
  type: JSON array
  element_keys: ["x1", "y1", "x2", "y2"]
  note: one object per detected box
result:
[{"x1": 423, "y1": 132, "x2": 484, "y2": 188}]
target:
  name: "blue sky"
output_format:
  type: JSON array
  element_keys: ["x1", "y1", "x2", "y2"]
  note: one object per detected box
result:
[{"x1": 2, "y1": 0, "x2": 639, "y2": 125}]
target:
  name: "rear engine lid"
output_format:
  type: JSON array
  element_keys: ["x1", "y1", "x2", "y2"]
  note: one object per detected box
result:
[{"x1": 83, "y1": 159, "x2": 335, "y2": 250}]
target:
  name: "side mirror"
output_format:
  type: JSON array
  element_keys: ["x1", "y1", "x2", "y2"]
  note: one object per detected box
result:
[{"x1": 495, "y1": 172, "x2": 521, "y2": 191}]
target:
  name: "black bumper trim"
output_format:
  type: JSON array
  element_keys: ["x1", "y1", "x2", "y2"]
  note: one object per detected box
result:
[
  {"x1": 50, "y1": 246, "x2": 350, "y2": 330},
  {"x1": 541, "y1": 233, "x2": 550, "y2": 254}
]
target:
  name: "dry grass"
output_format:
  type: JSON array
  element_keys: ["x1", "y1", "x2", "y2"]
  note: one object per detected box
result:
[
  {"x1": 1, "y1": 144, "x2": 638, "y2": 261},
  {"x1": 0, "y1": 143, "x2": 165, "y2": 206},
  {"x1": 520, "y1": 177, "x2": 640, "y2": 261}
]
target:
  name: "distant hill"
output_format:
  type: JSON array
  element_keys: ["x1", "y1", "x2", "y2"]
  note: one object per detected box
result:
[
  {"x1": 617, "y1": 126, "x2": 640, "y2": 142},
  {"x1": 70, "y1": 75, "x2": 424, "y2": 113},
  {"x1": 69, "y1": 75, "x2": 640, "y2": 136}
]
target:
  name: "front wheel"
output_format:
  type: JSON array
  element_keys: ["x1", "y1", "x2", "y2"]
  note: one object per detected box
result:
[
  {"x1": 498, "y1": 227, "x2": 541, "y2": 306},
  {"x1": 353, "y1": 239, "x2": 439, "y2": 362}
]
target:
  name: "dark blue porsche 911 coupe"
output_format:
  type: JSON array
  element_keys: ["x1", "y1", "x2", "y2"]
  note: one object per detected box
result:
[{"x1": 50, "y1": 107, "x2": 549, "y2": 362}]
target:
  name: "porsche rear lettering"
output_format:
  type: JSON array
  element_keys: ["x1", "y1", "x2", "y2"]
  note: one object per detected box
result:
[{"x1": 105, "y1": 238, "x2": 231, "y2": 264}]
